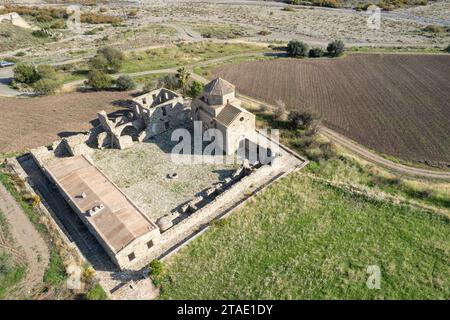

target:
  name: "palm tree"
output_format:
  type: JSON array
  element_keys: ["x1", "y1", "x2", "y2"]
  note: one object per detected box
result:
[{"x1": 176, "y1": 67, "x2": 191, "y2": 93}]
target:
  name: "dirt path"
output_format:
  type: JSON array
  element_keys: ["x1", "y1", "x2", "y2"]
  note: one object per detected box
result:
[
  {"x1": 319, "y1": 127, "x2": 450, "y2": 180},
  {"x1": 0, "y1": 183, "x2": 50, "y2": 297}
]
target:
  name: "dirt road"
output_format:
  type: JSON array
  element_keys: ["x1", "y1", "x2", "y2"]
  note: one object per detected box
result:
[
  {"x1": 0, "y1": 183, "x2": 49, "y2": 297},
  {"x1": 320, "y1": 127, "x2": 450, "y2": 180}
]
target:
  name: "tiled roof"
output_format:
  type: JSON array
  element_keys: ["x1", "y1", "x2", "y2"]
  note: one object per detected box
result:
[
  {"x1": 203, "y1": 78, "x2": 235, "y2": 96},
  {"x1": 45, "y1": 155, "x2": 158, "y2": 253},
  {"x1": 215, "y1": 104, "x2": 243, "y2": 127}
]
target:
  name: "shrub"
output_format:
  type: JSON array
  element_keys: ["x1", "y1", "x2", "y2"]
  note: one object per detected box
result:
[
  {"x1": 81, "y1": 12, "x2": 122, "y2": 25},
  {"x1": 128, "y1": 9, "x2": 138, "y2": 17},
  {"x1": 187, "y1": 81, "x2": 204, "y2": 98},
  {"x1": 33, "y1": 78, "x2": 60, "y2": 95},
  {"x1": 115, "y1": 75, "x2": 136, "y2": 91},
  {"x1": 13, "y1": 63, "x2": 39, "y2": 84},
  {"x1": 50, "y1": 20, "x2": 66, "y2": 29},
  {"x1": 85, "y1": 283, "x2": 108, "y2": 300},
  {"x1": 313, "y1": 0, "x2": 341, "y2": 8},
  {"x1": 142, "y1": 80, "x2": 156, "y2": 93},
  {"x1": 36, "y1": 64, "x2": 57, "y2": 80},
  {"x1": 86, "y1": 69, "x2": 113, "y2": 90},
  {"x1": 327, "y1": 40, "x2": 345, "y2": 57},
  {"x1": 97, "y1": 46, "x2": 124, "y2": 73},
  {"x1": 309, "y1": 47, "x2": 324, "y2": 58},
  {"x1": 89, "y1": 47, "x2": 124, "y2": 73},
  {"x1": 15, "y1": 51, "x2": 26, "y2": 57},
  {"x1": 258, "y1": 30, "x2": 271, "y2": 36},
  {"x1": 158, "y1": 74, "x2": 181, "y2": 90},
  {"x1": 273, "y1": 99, "x2": 286, "y2": 120},
  {"x1": 445, "y1": 44, "x2": 450, "y2": 53},
  {"x1": 148, "y1": 259, "x2": 166, "y2": 287},
  {"x1": 31, "y1": 29, "x2": 49, "y2": 38},
  {"x1": 288, "y1": 110, "x2": 320, "y2": 129},
  {"x1": 423, "y1": 24, "x2": 444, "y2": 33},
  {"x1": 282, "y1": 6, "x2": 295, "y2": 11},
  {"x1": 287, "y1": 40, "x2": 309, "y2": 58}
]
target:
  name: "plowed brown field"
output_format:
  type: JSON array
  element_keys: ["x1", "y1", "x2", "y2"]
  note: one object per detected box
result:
[
  {"x1": 0, "y1": 91, "x2": 128, "y2": 154},
  {"x1": 213, "y1": 54, "x2": 450, "y2": 166}
]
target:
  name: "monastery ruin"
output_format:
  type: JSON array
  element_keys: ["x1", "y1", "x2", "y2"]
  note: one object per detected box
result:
[{"x1": 18, "y1": 78, "x2": 305, "y2": 272}]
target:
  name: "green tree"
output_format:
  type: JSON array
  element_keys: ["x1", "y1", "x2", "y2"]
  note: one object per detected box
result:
[
  {"x1": 89, "y1": 55, "x2": 109, "y2": 72},
  {"x1": 287, "y1": 40, "x2": 309, "y2": 58},
  {"x1": 33, "y1": 78, "x2": 60, "y2": 95},
  {"x1": 97, "y1": 46, "x2": 124, "y2": 73},
  {"x1": 327, "y1": 40, "x2": 345, "y2": 57},
  {"x1": 175, "y1": 67, "x2": 191, "y2": 93},
  {"x1": 115, "y1": 75, "x2": 136, "y2": 91},
  {"x1": 89, "y1": 47, "x2": 124, "y2": 73},
  {"x1": 86, "y1": 69, "x2": 113, "y2": 91},
  {"x1": 187, "y1": 81, "x2": 204, "y2": 98},
  {"x1": 308, "y1": 47, "x2": 324, "y2": 58},
  {"x1": 13, "y1": 63, "x2": 39, "y2": 84}
]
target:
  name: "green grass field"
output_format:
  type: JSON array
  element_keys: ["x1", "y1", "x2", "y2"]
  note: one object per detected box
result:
[
  {"x1": 121, "y1": 42, "x2": 269, "y2": 73},
  {"x1": 159, "y1": 174, "x2": 450, "y2": 299}
]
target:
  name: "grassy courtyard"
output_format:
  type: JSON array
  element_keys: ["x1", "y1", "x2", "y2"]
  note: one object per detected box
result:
[{"x1": 159, "y1": 174, "x2": 450, "y2": 299}]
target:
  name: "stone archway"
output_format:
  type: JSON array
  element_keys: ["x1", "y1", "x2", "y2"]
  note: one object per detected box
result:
[{"x1": 119, "y1": 124, "x2": 140, "y2": 141}]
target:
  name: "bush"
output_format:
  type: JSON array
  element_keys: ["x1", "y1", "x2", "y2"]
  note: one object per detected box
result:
[
  {"x1": 14, "y1": 63, "x2": 39, "y2": 84},
  {"x1": 445, "y1": 44, "x2": 450, "y2": 53},
  {"x1": 282, "y1": 6, "x2": 295, "y2": 11},
  {"x1": 31, "y1": 29, "x2": 49, "y2": 38},
  {"x1": 288, "y1": 110, "x2": 320, "y2": 129},
  {"x1": 187, "y1": 81, "x2": 204, "y2": 98},
  {"x1": 81, "y1": 12, "x2": 122, "y2": 25},
  {"x1": 327, "y1": 40, "x2": 345, "y2": 57},
  {"x1": 309, "y1": 47, "x2": 324, "y2": 58},
  {"x1": 158, "y1": 74, "x2": 181, "y2": 90},
  {"x1": 142, "y1": 80, "x2": 156, "y2": 93},
  {"x1": 33, "y1": 78, "x2": 60, "y2": 95},
  {"x1": 85, "y1": 283, "x2": 108, "y2": 300},
  {"x1": 273, "y1": 99, "x2": 286, "y2": 120},
  {"x1": 258, "y1": 30, "x2": 271, "y2": 36},
  {"x1": 287, "y1": 40, "x2": 309, "y2": 58},
  {"x1": 424, "y1": 25, "x2": 444, "y2": 33},
  {"x1": 312, "y1": 0, "x2": 341, "y2": 8},
  {"x1": 90, "y1": 47, "x2": 124, "y2": 73},
  {"x1": 148, "y1": 259, "x2": 166, "y2": 287},
  {"x1": 50, "y1": 20, "x2": 66, "y2": 29},
  {"x1": 115, "y1": 75, "x2": 136, "y2": 91},
  {"x1": 36, "y1": 64, "x2": 57, "y2": 80},
  {"x1": 86, "y1": 69, "x2": 113, "y2": 91}
]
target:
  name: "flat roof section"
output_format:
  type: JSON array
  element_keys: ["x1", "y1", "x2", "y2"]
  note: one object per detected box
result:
[{"x1": 45, "y1": 155, "x2": 158, "y2": 254}]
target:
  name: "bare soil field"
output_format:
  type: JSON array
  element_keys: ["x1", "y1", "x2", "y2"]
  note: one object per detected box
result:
[
  {"x1": 212, "y1": 54, "x2": 450, "y2": 166},
  {"x1": 0, "y1": 91, "x2": 127, "y2": 153}
]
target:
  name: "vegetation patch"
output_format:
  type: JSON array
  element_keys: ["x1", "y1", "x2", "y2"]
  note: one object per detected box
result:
[
  {"x1": 159, "y1": 174, "x2": 450, "y2": 299},
  {"x1": 0, "y1": 210, "x2": 27, "y2": 299},
  {"x1": 193, "y1": 24, "x2": 250, "y2": 39}
]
